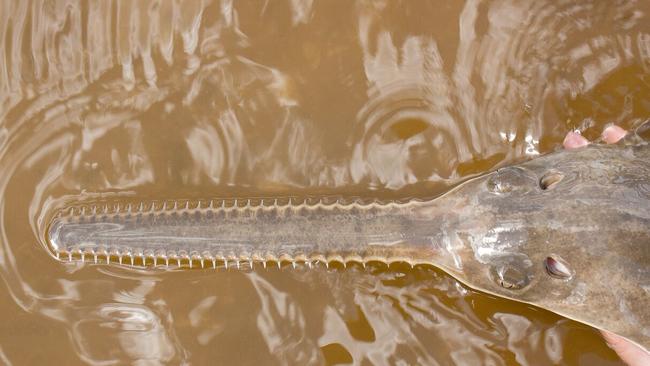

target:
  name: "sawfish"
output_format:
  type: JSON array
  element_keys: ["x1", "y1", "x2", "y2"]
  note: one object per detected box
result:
[{"x1": 45, "y1": 125, "x2": 650, "y2": 350}]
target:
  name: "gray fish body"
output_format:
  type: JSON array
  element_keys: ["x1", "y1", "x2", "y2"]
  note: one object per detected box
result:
[
  {"x1": 47, "y1": 137, "x2": 650, "y2": 349},
  {"x1": 446, "y1": 140, "x2": 650, "y2": 351}
]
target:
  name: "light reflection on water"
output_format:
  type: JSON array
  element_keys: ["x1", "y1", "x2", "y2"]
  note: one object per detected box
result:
[{"x1": 0, "y1": 0, "x2": 649, "y2": 364}]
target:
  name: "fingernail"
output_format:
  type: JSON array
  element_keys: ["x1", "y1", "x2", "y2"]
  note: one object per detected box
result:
[
  {"x1": 563, "y1": 131, "x2": 589, "y2": 149},
  {"x1": 602, "y1": 125, "x2": 627, "y2": 144},
  {"x1": 601, "y1": 330, "x2": 617, "y2": 349}
]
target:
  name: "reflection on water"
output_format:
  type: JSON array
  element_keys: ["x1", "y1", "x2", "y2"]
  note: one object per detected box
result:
[{"x1": 1, "y1": 0, "x2": 648, "y2": 364}]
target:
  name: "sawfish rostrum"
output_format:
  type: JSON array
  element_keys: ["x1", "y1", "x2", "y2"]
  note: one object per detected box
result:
[{"x1": 46, "y1": 136, "x2": 650, "y2": 349}]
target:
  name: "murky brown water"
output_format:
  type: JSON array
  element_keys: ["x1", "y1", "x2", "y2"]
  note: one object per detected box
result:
[{"x1": 1, "y1": 0, "x2": 649, "y2": 364}]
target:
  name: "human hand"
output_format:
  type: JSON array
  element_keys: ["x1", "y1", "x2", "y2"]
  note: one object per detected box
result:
[
  {"x1": 563, "y1": 124, "x2": 650, "y2": 366},
  {"x1": 601, "y1": 330, "x2": 650, "y2": 366},
  {"x1": 562, "y1": 124, "x2": 627, "y2": 149}
]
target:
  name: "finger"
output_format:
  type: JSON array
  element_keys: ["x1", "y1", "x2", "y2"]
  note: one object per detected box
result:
[
  {"x1": 602, "y1": 125, "x2": 627, "y2": 144},
  {"x1": 563, "y1": 131, "x2": 589, "y2": 149},
  {"x1": 601, "y1": 331, "x2": 650, "y2": 366}
]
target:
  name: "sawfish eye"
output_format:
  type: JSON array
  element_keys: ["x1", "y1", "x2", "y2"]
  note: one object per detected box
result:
[
  {"x1": 544, "y1": 255, "x2": 573, "y2": 280},
  {"x1": 487, "y1": 167, "x2": 534, "y2": 195},
  {"x1": 490, "y1": 263, "x2": 531, "y2": 290}
]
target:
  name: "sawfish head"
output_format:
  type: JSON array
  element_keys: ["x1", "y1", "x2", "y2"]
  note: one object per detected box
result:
[{"x1": 432, "y1": 128, "x2": 650, "y2": 350}]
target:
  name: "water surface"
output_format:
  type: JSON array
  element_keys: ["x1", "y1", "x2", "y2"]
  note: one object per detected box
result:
[{"x1": 1, "y1": 0, "x2": 649, "y2": 364}]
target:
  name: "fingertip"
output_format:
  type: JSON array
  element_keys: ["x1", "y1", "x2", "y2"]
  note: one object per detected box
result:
[
  {"x1": 601, "y1": 330, "x2": 623, "y2": 347},
  {"x1": 600, "y1": 331, "x2": 650, "y2": 366},
  {"x1": 602, "y1": 125, "x2": 627, "y2": 144},
  {"x1": 563, "y1": 131, "x2": 589, "y2": 150}
]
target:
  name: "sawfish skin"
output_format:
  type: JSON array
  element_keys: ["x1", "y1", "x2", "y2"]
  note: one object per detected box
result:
[{"x1": 46, "y1": 136, "x2": 650, "y2": 350}]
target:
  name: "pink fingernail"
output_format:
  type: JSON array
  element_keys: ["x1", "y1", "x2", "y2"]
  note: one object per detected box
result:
[
  {"x1": 602, "y1": 125, "x2": 627, "y2": 144},
  {"x1": 563, "y1": 131, "x2": 589, "y2": 149}
]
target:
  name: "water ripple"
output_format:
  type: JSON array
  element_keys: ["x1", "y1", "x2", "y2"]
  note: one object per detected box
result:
[{"x1": 0, "y1": 0, "x2": 646, "y2": 363}]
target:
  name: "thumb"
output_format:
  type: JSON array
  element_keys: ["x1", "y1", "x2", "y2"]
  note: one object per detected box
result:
[{"x1": 601, "y1": 331, "x2": 650, "y2": 366}]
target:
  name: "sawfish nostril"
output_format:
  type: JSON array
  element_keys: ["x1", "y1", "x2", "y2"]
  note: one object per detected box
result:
[
  {"x1": 544, "y1": 255, "x2": 573, "y2": 280},
  {"x1": 539, "y1": 171, "x2": 563, "y2": 190}
]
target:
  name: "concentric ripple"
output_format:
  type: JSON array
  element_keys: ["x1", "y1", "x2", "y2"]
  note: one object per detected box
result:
[{"x1": 0, "y1": 0, "x2": 647, "y2": 363}]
